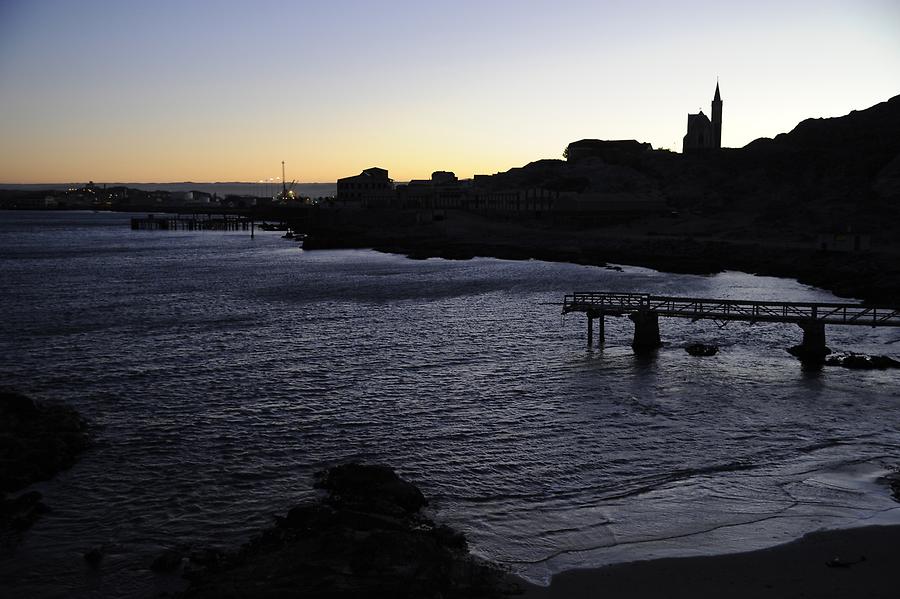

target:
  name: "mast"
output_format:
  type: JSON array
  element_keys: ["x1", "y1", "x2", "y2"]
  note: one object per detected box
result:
[{"x1": 281, "y1": 161, "x2": 287, "y2": 198}]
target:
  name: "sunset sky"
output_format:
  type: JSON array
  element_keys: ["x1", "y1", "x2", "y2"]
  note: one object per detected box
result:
[{"x1": 1, "y1": 0, "x2": 898, "y2": 184}]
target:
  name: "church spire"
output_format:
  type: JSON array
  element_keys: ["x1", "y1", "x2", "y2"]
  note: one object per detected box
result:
[{"x1": 711, "y1": 80, "x2": 722, "y2": 149}]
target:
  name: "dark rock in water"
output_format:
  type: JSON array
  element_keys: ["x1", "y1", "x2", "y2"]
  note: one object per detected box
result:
[
  {"x1": 0, "y1": 390, "x2": 91, "y2": 495},
  {"x1": 0, "y1": 391, "x2": 39, "y2": 418},
  {"x1": 187, "y1": 547, "x2": 225, "y2": 572},
  {"x1": 1, "y1": 391, "x2": 90, "y2": 539},
  {"x1": 685, "y1": 343, "x2": 718, "y2": 356},
  {"x1": 0, "y1": 491, "x2": 50, "y2": 533},
  {"x1": 184, "y1": 463, "x2": 511, "y2": 598},
  {"x1": 84, "y1": 547, "x2": 103, "y2": 568},
  {"x1": 314, "y1": 462, "x2": 427, "y2": 515},
  {"x1": 151, "y1": 549, "x2": 184, "y2": 573},
  {"x1": 880, "y1": 471, "x2": 900, "y2": 503},
  {"x1": 825, "y1": 352, "x2": 900, "y2": 370}
]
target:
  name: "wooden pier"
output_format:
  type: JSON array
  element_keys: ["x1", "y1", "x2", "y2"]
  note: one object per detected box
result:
[
  {"x1": 563, "y1": 292, "x2": 900, "y2": 357},
  {"x1": 131, "y1": 213, "x2": 254, "y2": 232}
]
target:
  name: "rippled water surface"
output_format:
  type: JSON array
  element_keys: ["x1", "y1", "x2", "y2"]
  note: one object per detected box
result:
[{"x1": 2, "y1": 211, "x2": 899, "y2": 597}]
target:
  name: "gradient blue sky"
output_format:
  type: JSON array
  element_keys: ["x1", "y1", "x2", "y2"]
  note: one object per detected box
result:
[{"x1": 1, "y1": 0, "x2": 898, "y2": 183}]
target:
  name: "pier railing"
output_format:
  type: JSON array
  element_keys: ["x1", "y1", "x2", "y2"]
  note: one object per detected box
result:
[{"x1": 563, "y1": 292, "x2": 900, "y2": 327}]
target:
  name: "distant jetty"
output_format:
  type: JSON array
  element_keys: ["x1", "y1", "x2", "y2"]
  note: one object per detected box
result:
[{"x1": 130, "y1": 213, "x2": 253, "y2": 232}]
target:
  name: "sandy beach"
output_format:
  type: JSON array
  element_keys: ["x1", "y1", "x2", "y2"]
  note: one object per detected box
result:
[{"x1": 519, "y1": 524, "x2": 900, "y2": 598}]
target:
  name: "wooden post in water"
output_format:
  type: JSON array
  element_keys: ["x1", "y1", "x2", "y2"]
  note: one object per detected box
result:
[{"x1": 587, "y1": 309, "x2": 604, "y2": 347}]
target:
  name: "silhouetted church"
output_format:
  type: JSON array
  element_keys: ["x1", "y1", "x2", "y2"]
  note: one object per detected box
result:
[{"x1": 683, "y1": 83, "x2": 722, "y2": 152}]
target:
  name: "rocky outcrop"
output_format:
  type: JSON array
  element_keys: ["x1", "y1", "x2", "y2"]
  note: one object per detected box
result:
[
  {"x1": 0, "y1": 391, "x2": 90, "y2": 493},
  {"x1": 685, "y1": 343, "x2": 718, "y2": 356},
  {"x1": 881, "y1": 471, "x2": 900, "y2": 502},
  {"x1": 0, "y1": 391, "x2": 90, "y2": 540},
  {"x1": 183, "y1": 463, "x2": 512, "y2": 598},
  {"x1": 825, "y1": 353, "x2": 900, "y2": 370}
]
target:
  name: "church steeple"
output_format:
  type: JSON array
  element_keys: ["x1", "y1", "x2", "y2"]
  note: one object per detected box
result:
[
  {"x1": 683, "y1": 81, "x2": 724, "y2": 153},
  {"x1": 711, "y1": 81, "x2": 723, "y2": 149}
]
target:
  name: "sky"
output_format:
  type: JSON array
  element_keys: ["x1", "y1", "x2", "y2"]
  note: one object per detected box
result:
[{"x1": 0, "y1": 0, "x2": 898, "y2": 184}]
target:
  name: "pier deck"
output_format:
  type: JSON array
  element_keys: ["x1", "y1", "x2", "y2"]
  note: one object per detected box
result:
[
  {"x1": 563, "y1": 292, "x2": 900, "y2": 327},
  {"x1": 562, "y1": 292, "x2": 900, "y2": 356}
]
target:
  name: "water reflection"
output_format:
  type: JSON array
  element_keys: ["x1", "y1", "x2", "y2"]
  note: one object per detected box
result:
[{"x1": 0, "y1": 212, "x2": 898, "y2": 595}]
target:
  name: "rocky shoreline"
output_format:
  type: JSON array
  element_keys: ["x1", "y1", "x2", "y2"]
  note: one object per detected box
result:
[
  {"x1": 299, "y1": 215, "x2": 900, "y2": 306},
  {"x1": 0, "y1": 391, "x2": 91, "y2": 546},
  {"x1": 181, "y1": 463, "x2": 514, "y2": 598}
]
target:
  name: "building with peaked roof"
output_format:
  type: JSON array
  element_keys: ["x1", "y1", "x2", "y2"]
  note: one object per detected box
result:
[{"x1": 683, "y1": 83, "x2": 722, "y2": 152}]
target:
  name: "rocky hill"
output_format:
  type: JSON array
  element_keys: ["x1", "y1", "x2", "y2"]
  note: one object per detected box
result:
[{"x1": 484, "y1": 94, "x2": 900, "y2": 246}]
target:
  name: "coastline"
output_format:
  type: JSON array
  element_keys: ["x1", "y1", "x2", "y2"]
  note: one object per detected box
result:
[
  {"x1": 296, "y1": 210, "x2": 900, "y2": 306},
  {"x1": 516, "y1": 524, "x2": 900, "y2": 598}
]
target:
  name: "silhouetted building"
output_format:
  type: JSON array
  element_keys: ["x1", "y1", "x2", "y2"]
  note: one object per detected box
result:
[
  {"x1": 336, "y1": 167, "x2": 395, "y2": 207},
  {"x1": 430, "y1": 171, "x2": 457, "y2": 185},
  {"x1": 395, "y1": 171, "x2": 467, "y2": 209},
  {"x1": 565, "y1": 139, "x2": 652, "y2": 163},
  {"x1": 683, "y1": 83, "x2": 723, "y2": 152}
]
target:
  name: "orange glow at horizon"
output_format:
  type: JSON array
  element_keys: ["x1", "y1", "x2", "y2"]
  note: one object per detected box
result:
[{"x1": 1, "y1": 0, "x2": 898, "y2": 184}]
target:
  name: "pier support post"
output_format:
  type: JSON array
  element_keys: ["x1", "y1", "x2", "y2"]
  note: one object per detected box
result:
[
  {"x1": 586, "y1": 309, "x2": 604, "y2": 347},
  {"x1": 789, "y1": 321, "x2": 831, "y2": 362},
  {"x1": 630, "y1": 310, "x2": 661, "y2": 353},
  {"x1": 586, "y1": 310, "x2": 606, "y2": 347}
]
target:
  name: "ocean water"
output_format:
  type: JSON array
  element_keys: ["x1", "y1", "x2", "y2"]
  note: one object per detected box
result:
[{"x1": 1, "y1": 210, "x2": 898, "y2": 597}]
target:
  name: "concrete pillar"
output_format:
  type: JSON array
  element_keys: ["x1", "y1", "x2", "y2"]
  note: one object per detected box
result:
[
  {"x1": 789, "y1": 321, "x2": 830, "y2": 362},
  {"x1": 630, "y1": 311, "x2": 661, "y2": 352},
  {"x1": 587, "y1": 310, "x2": 605, "y2": 347}
]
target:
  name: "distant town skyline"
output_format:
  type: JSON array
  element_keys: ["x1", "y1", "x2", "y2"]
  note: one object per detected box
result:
[{"x1": 1, "y1": 0, "x2": 898, "y2": 184}]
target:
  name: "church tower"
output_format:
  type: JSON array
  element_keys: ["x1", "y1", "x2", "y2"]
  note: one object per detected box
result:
[{"x1": 711, "y1": 82, "x2": 722, "y2": 149}]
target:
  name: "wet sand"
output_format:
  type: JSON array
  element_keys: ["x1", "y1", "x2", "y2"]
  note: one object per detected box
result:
[{"x1": 518, "y1": 524, "x2": 900, "y2": 598}]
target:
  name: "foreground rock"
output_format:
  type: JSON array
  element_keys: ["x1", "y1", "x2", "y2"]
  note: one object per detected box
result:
[
  {"x1": 183, "y1": 463, "x2": 512, "y2": 598},
  {"x1": 0, "y1": 391, "x2": 91, "y2": 539}
]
